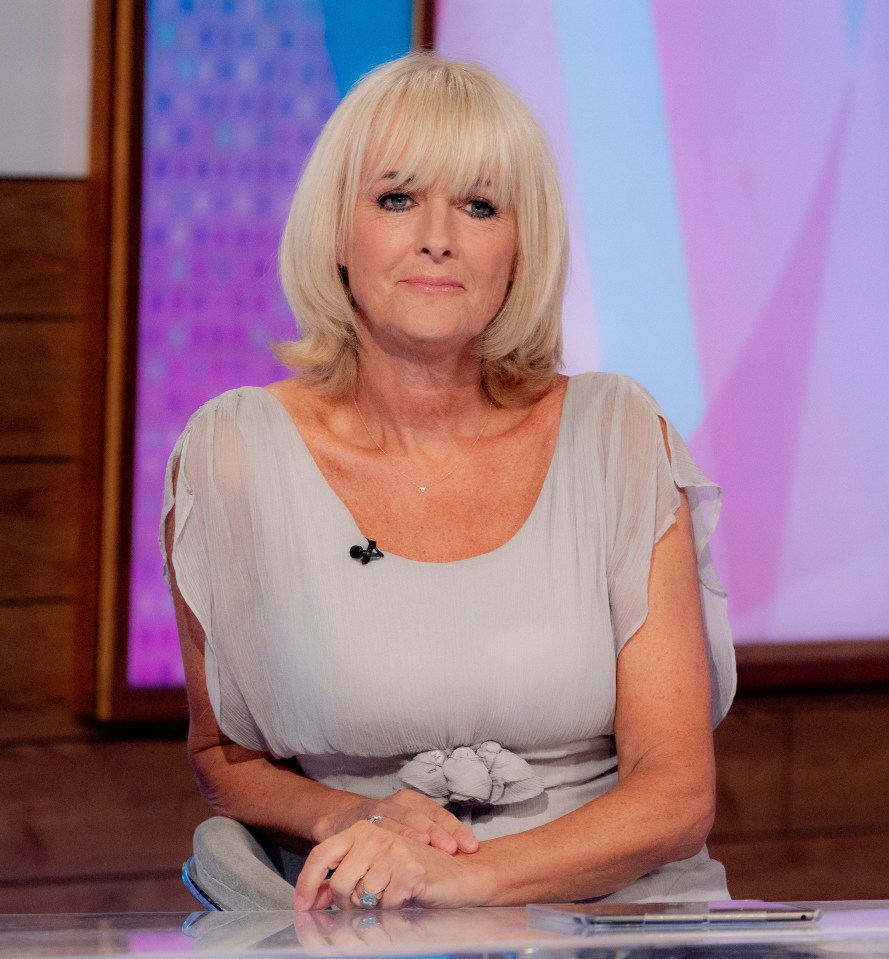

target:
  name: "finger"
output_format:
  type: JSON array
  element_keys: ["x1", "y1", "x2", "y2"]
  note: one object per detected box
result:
[
  {"x1": 376, "y1": 868, "x2": 423, "y2": 910},
  {"x1": 309, "y1": 884, "x2": 335, "y2": 911},
  {"x1": 388, "y1": 815, "x2": 474, "y2": 855},
  {"x1": 419, "y1": 812, "x2": 478, "y2": 854},
  {"x1": 350, "y1": 885, "x2": 384, "y2": 911},
  {"x1": 369, "y1": 815, "x2": 431, "y2": 847},
  {"x1": 425, "y1": 824, "x2": 459, "y2": 854},
  {"x1": 328, "y1": 857, "x2": 379, "y2": 912},
  {"x1": 329, "y1": 830, "x2": 395, "y2": 911},
  {"x1": 294, "y1": 833, "x2": 353, "y2": 910},
  {"x1": 396, "y1": 794, "x2": 479, "y2": 851},
  {"x1": 350, "y1": 864, "x2": 392, "y2": 910},
  {"x1": 294, "y1": 881, "x2": 334, "y2": 912},
  {"x1": 378, "y1": 797, "x2": 476, "y2": 853},
  {"x1": 453, "y1": 825, "x2": 480, "y2": 854},
  {"x1": 294, "y1": 876, "x2": 334, "y2": 912}
]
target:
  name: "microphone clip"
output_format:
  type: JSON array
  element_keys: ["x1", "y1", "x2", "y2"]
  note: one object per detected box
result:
[{"x1": 349, "y1": 538, "x2": 384, "y2": 565}]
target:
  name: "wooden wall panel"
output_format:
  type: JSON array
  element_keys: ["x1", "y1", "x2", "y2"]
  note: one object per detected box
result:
[
  {"x1": 0, "y1": 603, "x2": 74, "y2": 713},
  {"x1": 0, "y1": 463, "x2": 79, "y2": 600},
  {"x1": 0, "y1": 706, "x2": 86, "y2": 746},
  {"x1": 0, "y1": 875, "x2": 195, "y2": 914},
  {"x1": 0, "y1": 599, "x2": 80, "y2": 745},
  {"x1": 790, "y1": 695, "x2": 889, "y2": 830},
  {"x1": 710, "y1": 831, "x2": 889, "y2": 901},
  {"x1": 0, "y1": 181, "x2": 85, "y2": 317},
  {"x1": 0, "y1": 320, "x2": 84, "y2": 458},
  {"x1": 712, "y1": 702, "x2": 786, "y2": 836},
  {"x1": 709, "y1": 690, "x2": 889, "y2": 901},
  {"x1": 0, "y1": 739, "x2": 206, "y2": 884}
]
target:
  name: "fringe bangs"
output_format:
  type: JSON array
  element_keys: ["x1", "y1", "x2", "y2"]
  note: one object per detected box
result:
[{"x1": 359, "y1": 69, "x2": 520, "y2": 214}]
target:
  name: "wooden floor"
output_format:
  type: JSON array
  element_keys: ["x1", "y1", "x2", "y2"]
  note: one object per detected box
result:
[{"x1": 0, "y1": 178, "x2": 887, "y2": 912}]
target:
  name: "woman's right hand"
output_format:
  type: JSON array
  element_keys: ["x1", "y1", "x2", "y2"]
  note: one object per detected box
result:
[{"x1": 318, "y1": 789, "x2": 478, "y2": 855}]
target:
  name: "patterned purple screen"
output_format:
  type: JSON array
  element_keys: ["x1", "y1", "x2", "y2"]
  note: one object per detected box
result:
[{"x1": 128, "y1": 0, "x2": 411, "y2": 686}]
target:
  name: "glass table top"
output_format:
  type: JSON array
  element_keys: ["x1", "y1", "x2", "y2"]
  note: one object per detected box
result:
[{"x1": 0, "y1": 902, "x2": 887, "y2": 959}]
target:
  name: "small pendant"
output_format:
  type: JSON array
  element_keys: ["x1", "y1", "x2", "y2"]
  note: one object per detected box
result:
[{"x1": 418, "y1": 486, "x2": 427, "y2": 493}]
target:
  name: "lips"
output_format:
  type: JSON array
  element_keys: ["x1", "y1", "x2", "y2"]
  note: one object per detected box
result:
[{"x1": 400, "y1": 276, "x2": 464, "y2": 291}]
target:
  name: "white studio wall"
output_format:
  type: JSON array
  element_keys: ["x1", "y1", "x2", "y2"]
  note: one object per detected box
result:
[{"x1": 0, "y1": 0, "x2": 93, "y2": 177}]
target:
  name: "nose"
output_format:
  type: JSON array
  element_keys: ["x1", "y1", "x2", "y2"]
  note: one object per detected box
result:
[{"x1": 417, "y1": 197, "x2": 453, "y2": 261}]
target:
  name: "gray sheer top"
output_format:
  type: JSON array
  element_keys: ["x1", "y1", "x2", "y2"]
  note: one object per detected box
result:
[{"x1": 162, "y1": 372, "x2": 736, "y2": 902}]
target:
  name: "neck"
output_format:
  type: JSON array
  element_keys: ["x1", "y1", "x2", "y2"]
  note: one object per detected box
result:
[{"x1": 353, "y1": 338, "x2": 490, "y2": 446}]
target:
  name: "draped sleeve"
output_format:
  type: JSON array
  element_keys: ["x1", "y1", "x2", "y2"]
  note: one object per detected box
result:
[
  {"x1": 159, "y1": 389, "x2": 277, "y2": 753},
  {"x1": 602, "y1": 376, "x2": 735, "y2": 724}
]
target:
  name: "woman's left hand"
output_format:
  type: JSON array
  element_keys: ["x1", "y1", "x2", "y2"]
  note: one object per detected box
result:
[{"x1": 294, "y1": 819, "x2": 492, "y2": 911}]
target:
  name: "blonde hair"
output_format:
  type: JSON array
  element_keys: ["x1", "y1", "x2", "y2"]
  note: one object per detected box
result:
[{"x1": 276, "y1": 53, "x2": 567, "y2": 405}]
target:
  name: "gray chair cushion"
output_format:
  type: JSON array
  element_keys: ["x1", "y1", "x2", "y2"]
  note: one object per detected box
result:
[{"x1": 191, "y1": 816, "x2": 307, "y2": 910}]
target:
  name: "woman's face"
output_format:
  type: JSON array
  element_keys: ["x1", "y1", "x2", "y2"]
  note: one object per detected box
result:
[{"x1": 343, "y1": 169, "x2": 517, "y2": 361}]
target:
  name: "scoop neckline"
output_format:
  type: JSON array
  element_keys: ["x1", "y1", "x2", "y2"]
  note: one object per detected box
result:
[{"x1": 256, "y1": 378, "x2": 576, "y2": 569}]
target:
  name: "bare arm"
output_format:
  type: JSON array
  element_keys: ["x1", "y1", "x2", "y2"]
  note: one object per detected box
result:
[
  {"x1": 467, "y1": 489, "x2": 715, "y2": 903},
  {"x1": 164, "y1": 475, "x2": 478, "y2": 857},
  {"x1": 295, "y1": 490, "x2": 716, "y2": 908}
]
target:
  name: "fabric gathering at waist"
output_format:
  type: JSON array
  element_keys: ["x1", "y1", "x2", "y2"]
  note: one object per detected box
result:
[{"x1": 295, "y1": 736, "x2": 618, "y2": 799}]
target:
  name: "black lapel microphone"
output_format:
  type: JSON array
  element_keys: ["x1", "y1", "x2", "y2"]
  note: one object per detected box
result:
[{"x1": 349, "y1": 538, "x2": 384, "y2": 565}]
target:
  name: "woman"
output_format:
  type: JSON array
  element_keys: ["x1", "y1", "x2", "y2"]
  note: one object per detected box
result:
[{"x1": 162, "y1": 53, "x2": 735, "y2": 911}]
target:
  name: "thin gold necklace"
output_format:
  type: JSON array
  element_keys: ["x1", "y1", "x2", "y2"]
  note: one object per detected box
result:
[{"x1": 352, "y1": 392, "x2": 494, "y2": 493}]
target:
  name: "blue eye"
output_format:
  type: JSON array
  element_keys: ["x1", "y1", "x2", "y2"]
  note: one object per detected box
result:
[
  {"x1": 465, "y1": 198, "x2": 497, "y2": 219},
  {"x1": 378, "y1": 192, "x2": 413, "y2": 212}
]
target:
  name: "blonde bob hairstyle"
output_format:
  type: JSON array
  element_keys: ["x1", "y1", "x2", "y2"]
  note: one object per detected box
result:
[{"x1": 276, "y1": 52, "x2": 568, "y2": 406}]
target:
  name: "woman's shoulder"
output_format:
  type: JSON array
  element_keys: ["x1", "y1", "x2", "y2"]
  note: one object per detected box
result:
[
  {"x1": 178, "y1": 384, "x2": 284, "y2": 438},
  {"x1": 188, "y1": 383, "x2": 270, "y2": 416},
  {"x1": 264, "y1": 375, "x2": 331, "y2": 425},
  {"x1": 168, "y1": 383, "x2": 309, "y2": 501},
  {"x1": 568, "y1": 371, "x2": 663, "y2": 421}
]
